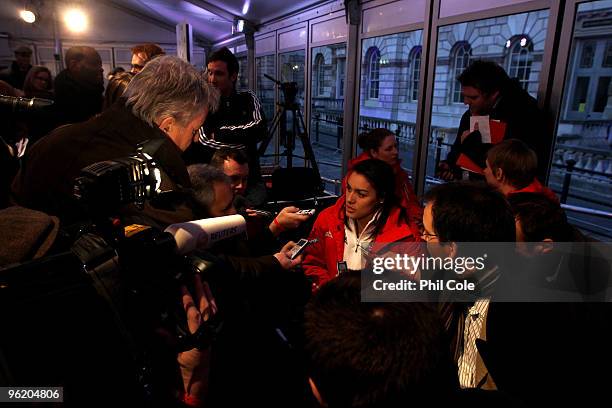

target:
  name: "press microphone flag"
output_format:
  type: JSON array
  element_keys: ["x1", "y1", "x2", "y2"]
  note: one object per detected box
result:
[{"x1": 165, "y1": 214, "x2": 247, "y2": 255}]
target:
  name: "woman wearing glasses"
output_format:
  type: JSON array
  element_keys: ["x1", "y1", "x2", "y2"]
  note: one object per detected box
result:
[
  {"x1": 303, "y1": 159, "x2": 422, "y2": 291},
  {"x1": 23, "y1": 66, "x2": 53, "y2": 99}
]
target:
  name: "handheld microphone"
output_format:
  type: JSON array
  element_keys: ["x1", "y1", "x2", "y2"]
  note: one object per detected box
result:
[
  {"x1": 165, "y1": 214, "x2": 247, "y2": 255},
  {"x1": 0, "y1": 94, "x2": 54, "y2": 111}
]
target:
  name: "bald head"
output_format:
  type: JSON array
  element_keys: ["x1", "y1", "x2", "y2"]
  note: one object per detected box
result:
[{"x1": 64, "y1": 46, "x2": 103, "y2": 87}]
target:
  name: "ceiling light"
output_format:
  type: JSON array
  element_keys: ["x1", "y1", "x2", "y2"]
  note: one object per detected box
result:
[
  {"x1": 242, "y1": 1, "x2": 250, "y2": 15},
  {"x1": 20, "y1": 9, "x2": 36, "y2": 24},
  {"x1": 236, "y1": 19, "x2": 245, "y2": 33},
  {"x1": 64, "y1": 9, "x2": 88, "y2": 33}
]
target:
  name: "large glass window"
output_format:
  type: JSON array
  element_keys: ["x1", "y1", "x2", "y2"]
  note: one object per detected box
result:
[
  {"x1": 358, "y1": 30, "x2": 423, "y2": 179},
  {"x1": 553, "y1": 0, "x2": 612, "y2": 240},
  {"x1": 425, "y1": 10, "x2": 550, "y2": 187},
  {"x1": 314, "y1": 53, "x2": 325, "y2": 96},
  {"x1": 408, "y1": 46, "x2": 422, "y2": 102},
  {"x1": 310, "y1": 43, "x2": 347, "y2": 192},
  {"x1": 366, "y1": 47, "x2": 381, "y2": 99},
  {"x1": 256, "y1": 54, "x2": 276, "y2": 166},
  {"x1": 236, "y1": 54, "x2": 249, "y2": 91},
  {"x1": 278, "y1": 50, "x2": 306, "y2": 168},
  {"x1": 450, "y1": 42, "x2": 472, "y2": 103},
  {"x1": 506, "y1": 36, "x2": 534, "y2": 92}
]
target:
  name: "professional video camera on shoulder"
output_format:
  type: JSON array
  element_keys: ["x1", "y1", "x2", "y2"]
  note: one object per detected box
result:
[
  {"x1": 70, "y1": 140, "x2": 248, "y2": 348},
  {"x1": 0, "y1": 140, "x2": 253, "y2": 403}
]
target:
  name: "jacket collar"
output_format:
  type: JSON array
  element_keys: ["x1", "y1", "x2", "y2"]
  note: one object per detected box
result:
[{"x1": 332, "y1": 195, "x2": 415, "y2": 243}]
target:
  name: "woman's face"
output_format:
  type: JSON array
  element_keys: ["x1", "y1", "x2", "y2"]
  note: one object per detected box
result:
[
  {"x1": 32, "y1": 71, "x2": 51, "y2": 91},
  {"x1": 345, "y1": 172, "x2": 379, "y2": 222},
  {"x1": 370, "y1": 135, "x2": 398, "y2": 166}
]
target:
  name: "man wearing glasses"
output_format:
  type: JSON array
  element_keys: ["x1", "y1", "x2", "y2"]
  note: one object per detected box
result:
[{"x1": 0, "y1": 46, "x2": 33, "y2": 90}]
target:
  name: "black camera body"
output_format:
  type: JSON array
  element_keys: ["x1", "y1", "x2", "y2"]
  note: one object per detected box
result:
[{"x1": 0, "y1": 145, "x2": 223, "y2": 404}]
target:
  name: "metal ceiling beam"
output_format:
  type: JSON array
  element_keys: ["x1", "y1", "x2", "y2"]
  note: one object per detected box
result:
[
  {"x1": 102, "y1": 0, "x2": 212, "y2": 46},
  {"x1": 183, "y1": 0, "x2": 253, "y2": 24}
]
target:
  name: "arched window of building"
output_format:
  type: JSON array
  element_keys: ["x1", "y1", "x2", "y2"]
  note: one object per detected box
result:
[
  {"x1": 366, "y1": 47, "x2": 381, "y2": 99},
  {"x1": 408, "y1": 46, "x2": 422, "y2": 101},
  {"x1": 506, "y1": 36, "x2": 533, "y2": 91},
  {"x1": 450, "y1": 42, "x2": 472, "y2": 103},
  {"x1": 314, "y1": 53, "x2": 325, "y2": 96}
]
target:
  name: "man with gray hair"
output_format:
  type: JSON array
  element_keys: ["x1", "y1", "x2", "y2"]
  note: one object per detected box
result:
[
  {"x1": 188, "y1": 164, "x2": 236, "y2": 218},
  {"x1": 13, "y1": 55, "x2": 219, "y2": 227}
]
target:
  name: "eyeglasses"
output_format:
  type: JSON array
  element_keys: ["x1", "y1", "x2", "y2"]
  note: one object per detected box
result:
[{"x1": 421, "y1": 231, "x2": 438, "y2": 241}]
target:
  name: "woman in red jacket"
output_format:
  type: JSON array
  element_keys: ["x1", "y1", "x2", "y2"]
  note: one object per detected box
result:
[
  {"x1": 304, "y1": 159, "x2": 421, "y2": 291},
  {"x1": 345, "y1": 128, "x2": 423, "y2": 234}
]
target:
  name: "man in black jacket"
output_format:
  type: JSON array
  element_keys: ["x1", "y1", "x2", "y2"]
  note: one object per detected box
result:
[
  {"x1": 0, "y1": 46, "x2": 32, "y2": 90},
  {"x1": 438, "y1": 60, "x2": 549, "y2": 181},
  {"x1": 184, "y1": 47, "x2": 268, "y2": 205},
  {"x1": 12, "y1": 55, "x2": 219, "y2": 228},
  {"x1": 52, "y1": 46, "x2": 105, "y2": 128}
]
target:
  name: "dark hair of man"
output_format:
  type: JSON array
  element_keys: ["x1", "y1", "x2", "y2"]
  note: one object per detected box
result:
[
  {"x1": 347, "y1": 159, "x2": 405, "y2": 237},
  {"x1": 357, "y1": 128, "x2": 394, "y2": 151},
  {"x1": 187, "y1": 164, "x2": 231, "y2": 217},
  {"x1": 208, "y1": 47, "x2": 239, "y2": 76},
  {"x1": 487, "y1": 139, "x2": 538, "y2": 189},
  {"x1": 424, "y1": 182, "x2": 515, "y2": 243},
  {"x1": 508, "y1": 193, "x2": 573, "y2": 242},
  {"x1": 130, "y1": 43, "x2": 165, "y2": 61},
  {"x1": 457, "y1": 60, "x2": 510, "y2": 95},
  {"x1": 305, "y1": 274, "x2": 458, "y2": 408},
  {"x1": 210, "y1": 147, "x2": 248, "y2": 169},
  {"x1": 103, "y1": 71, "x2": 134, "y2": 110}
]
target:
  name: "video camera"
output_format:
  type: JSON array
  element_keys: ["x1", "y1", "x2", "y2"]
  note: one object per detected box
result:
[
  {"x1": 0, "y1": 144, "x2": 247, "y2": 403},
  {"x1": 264, "y1": 74, "x2": 299, "y2": 107}
]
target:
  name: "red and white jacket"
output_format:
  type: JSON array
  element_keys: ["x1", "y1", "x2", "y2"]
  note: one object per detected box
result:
[
  {"x1": 302, "y1": 196, "x2": 421, "y2": 292},
  {"x1": 344, "y1": 152, "x2": 423, "y2": 236}
]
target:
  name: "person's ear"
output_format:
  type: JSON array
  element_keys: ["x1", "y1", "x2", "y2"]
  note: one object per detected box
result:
[
  {"x1": 490, "y1": 89, "x2": 501, "y2": 101},
  {"x1": 494, "y1": 167, "x2": 504, "y2": 182},
  {"x1": 230, "y1": 71, "x2": 238, "y2": 83},
  {"x1": 369, "y1": 148, "x2": 379, "y2": 159},
  {"x1": 157, "y1": 116, "x2": 175, "y2": 134},
  {"x1": 308, "y1": 378, "x2": 327, "y2": 407},
  {"x1": 534, "y1": 238, "x2": 554, "y2": 255}
]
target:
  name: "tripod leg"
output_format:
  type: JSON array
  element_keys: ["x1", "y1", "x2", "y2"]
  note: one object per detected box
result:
[
  {"x1": 258, "y1": 105, "x2": 282, "y2": 156},
  {"x1": 296, "y1": 110, "x2": 321, "y2": 181},
  {"x1": 288, "y1": 109, "x2": 301, "y2": 168}
]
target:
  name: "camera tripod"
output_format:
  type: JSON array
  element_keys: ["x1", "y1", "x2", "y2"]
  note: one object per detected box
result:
[{"x1": 258, "y1": 74, "x2": 321, "y2": 181}]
